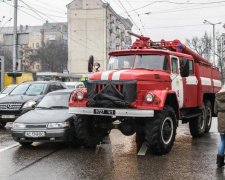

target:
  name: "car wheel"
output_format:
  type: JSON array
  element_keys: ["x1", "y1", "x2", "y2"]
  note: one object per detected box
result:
[
  {"x1": 145, "y1": 106, "x2": 177, "y2": 155},
  {"x1": 0, "y1": 122, "x2": 6, "y2": 128}
]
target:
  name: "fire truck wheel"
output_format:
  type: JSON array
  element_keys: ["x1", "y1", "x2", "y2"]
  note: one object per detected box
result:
[
  {"x1": 144, "y1": 106, "x2": 177, "y2": 155},
  {"x1": 204, "y1": 101, "x2": 212, "y2": 133},
  {"x1": 0, "y1": 122, "x2": 6, "y2": 128},
  {"x1": 189, "y1": 109, "x2": 206, "y2": 137},
  {"x1": 74, "y1": 115, "x2": 105, "y2": 148}
]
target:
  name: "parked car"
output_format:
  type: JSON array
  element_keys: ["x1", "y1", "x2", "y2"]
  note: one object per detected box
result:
[
  {"x1": 11, "y1": 89, "x2": 77, "y2": 146},
  {"x1": 0, "y1": 84, "x2": 17, "y2": 99},
  {"x1": 65, "y1": 82, "x2": 85, "y2": 89},
  {"x1": 0, "y1": 81, "x2": 67, "y2": 128}
]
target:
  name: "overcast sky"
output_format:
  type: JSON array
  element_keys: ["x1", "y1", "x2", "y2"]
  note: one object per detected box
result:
[{"x1": 0, "y1": 0, "x2": 225, "y2": 42}]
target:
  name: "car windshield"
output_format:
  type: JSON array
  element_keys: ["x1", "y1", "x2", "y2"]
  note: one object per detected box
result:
[
  {"x1": 10, "y1": 83, "x2": 47, "y2": 95},
  {"x1": 36, "y1": 92, "x2": 70, "y2": 109},
  {"x1": 1, "y1": 86, "x2": 16, "y2": 94},
  {"x1": 107, "y1": 55, "x2": 169, "y2": 71}
]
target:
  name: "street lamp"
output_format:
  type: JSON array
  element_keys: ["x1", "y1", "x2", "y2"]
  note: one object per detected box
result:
[{"x1": 203, "y1": 19, "x2": 222, "y2": 65}]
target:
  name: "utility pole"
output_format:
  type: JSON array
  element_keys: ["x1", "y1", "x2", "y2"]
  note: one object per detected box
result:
[
  {"x1": 13, "y1": 0, "x2": 18, "y2": 72},
  {"x1": 203, "y1": 20, "x2": 221, "y2": 66},
  {"x1": 212, "y1": 24, "x2": 216, "y2": 65}
]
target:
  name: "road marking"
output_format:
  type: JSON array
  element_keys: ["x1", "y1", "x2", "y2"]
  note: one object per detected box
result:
[
  {"x1": 137, "y1": 142, "x2": 148, "y2": 156},
  {"x1": 0, "y1": 143, "x2": 19, "y2": 153}
]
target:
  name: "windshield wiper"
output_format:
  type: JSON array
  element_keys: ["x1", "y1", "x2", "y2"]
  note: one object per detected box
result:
[
  {"x1": 48, "y1": 106, "x2": 68, "y2": 109},
  {"x1": 134, "y1": 68, "x2": 154, "y2": 71}
]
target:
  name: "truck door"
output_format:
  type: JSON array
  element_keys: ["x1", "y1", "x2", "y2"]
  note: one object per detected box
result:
[
  {"x1": 170, "y1": 56, "x2": 184, "y2": 108},
  {"x1": 182, "y1": 59, "x2": 198, "y2": 107}
]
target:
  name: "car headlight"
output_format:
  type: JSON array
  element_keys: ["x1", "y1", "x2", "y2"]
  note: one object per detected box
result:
[
  {"x1": 13, "y1": 123, "x2": 26, "y2": 129},
  {"x1": 76, "y1": 91, "x2": 84, "y2": 100},
  {"x1": 47, "y1": 121, "x2": 70, "y2": 129},
  {"x1": 22, "y1": 100, "x2": 36, "y2": 109},
  {"x1": 145, "y1": 93, "x2": 154, "y2": 103}
]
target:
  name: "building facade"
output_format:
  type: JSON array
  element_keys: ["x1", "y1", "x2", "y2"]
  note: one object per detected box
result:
[
  {"x1": 67, "y1": 0, "x2": 133, "y2": 74},
  {"x1": 0, "y1": 22, "x2": 67, "y2": 72}
]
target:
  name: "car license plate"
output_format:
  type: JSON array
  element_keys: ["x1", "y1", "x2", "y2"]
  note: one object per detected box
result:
[
  {"x1": 1, "y1": 115, "x2": 15, "y2": 119},
  {"x1": 93, "y1": 109, "x2": 115, "y2": 115},
  {"x1": 25, "y1": 132, "x2": 45, "y2": 138}
]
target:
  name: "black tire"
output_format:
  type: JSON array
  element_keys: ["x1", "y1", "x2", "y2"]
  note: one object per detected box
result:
[
  {"x1": 145, "y1": 106, "x2": 177, "y2": 155},
  {"x1": 189, "y1": 109, "x2": 206, "y2": 137},
  {"x1": 74, "y1": 115, "x2": 106, "y2": 148},
  {"x1": 0, "y1": 122, "x2": 6, "y2": 128},
  {"x1": 19, "y1": 142, "x2": 33, "y2": 147},
  {"x1": 204, "y1": 101, "x2": 212, "y2": 133},
  {"x1": 70, "y1": 132, "x2": 81, "y2": 147}
]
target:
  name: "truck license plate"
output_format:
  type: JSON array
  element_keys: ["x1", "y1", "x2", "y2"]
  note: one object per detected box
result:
[
  {"x1": 93, "y1": 109, "x2": 115, "y2": 115},
  {"x1": 25, "y1": 132, "x2": 45, "y2": 138},
  {"x1": 1, "y1": 115, "x2": 15, "y2": 119}
]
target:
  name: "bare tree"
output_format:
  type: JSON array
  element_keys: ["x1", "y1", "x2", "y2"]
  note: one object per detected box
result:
[
  {"x1": 0, "y1": 47, "x2": 13, "y2": 71},
  {"x1": 29, "y1": 40, "x2": 68, "y2": 72},
  {"x1": 186, "y1": 32, "x2": 225, "y2": 84},
  {"x1": 185, "y1": 32, "x2": 212, "y2": 62}
]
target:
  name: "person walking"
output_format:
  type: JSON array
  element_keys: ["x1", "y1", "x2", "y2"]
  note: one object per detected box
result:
[{"x1": 214, "y1": 86, "x2": 225, "y2": 168}]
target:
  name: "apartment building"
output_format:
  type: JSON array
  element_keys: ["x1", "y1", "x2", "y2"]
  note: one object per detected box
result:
[
  {"x1": 67, "y1": 0, "x2": 133, "y2": 74},
  {"x1": 0, "y1": 22, "x2": 67, "y2": 72}
]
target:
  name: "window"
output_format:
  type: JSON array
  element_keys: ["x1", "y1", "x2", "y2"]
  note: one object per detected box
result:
[
  {"x1": 36, "y1": 43, "x2": 39, "y2": 48},
  {"x1": 10, "y1": 83, "x2": 47, "y2": 95},
  {"x1": 135, "y1": 55, "x2": 169, "y2": 70},
  {"x1": 189, "y1": 60, "x2": 194, "y2": 74},
  {"x1": 107, "y1": 55, "x2": 169, "y2": 71},
  {"x1": 108, "y1": 55, "x2": 134, "y2": 70},
  {"x1": 171, "y1": 57, "x2": 179, "y2": 74},
  {"x1": 180, "y1": 59, "x2": 194, "y2": 75},
  {"x1": 48, "y1": 84, "x2": 57, "y2": 92},
  {"x1": 37, "y1": 92, "x2": 71, "y2": 108},
  {"x1": 55, "y1": 83, "x2": 65, "y2": 90},
  {"x1": 36, "y1": 65, "x2": 40, "y2": 70},
  {"x1": 25, "y1": 84, "x2": 47, "y2": 95}
]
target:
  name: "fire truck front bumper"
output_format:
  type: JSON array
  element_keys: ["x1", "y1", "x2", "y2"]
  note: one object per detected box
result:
[{"x1": 69, "y1": 107, "x2": 154, "y2": 117}]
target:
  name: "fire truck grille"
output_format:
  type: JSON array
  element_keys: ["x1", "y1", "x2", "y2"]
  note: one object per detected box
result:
[
  {"x1": 87, "y1": 80, "x2": 136, "y2": 108},
  {"x1": 96, "y1": 83, "x2": 123, "y2": 93},
  {"x1": 0, "y1": 103, "x2": 23, "y2": 111}
]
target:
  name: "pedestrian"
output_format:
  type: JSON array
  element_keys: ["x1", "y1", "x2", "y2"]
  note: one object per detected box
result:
[
  {"x1": 214, "y1": 85, "x2": 225, "y2": 168},
  {"x1": 94, "y1": 62, "x2": 100, "y2": 72}
]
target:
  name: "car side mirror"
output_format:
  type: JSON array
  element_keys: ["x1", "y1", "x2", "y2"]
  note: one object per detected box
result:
[
  {"x1": 180, "y1": 59, "x2": 189, "y2": 77},
  {"x1": 88, "y1": 55, "x2": 94, "y2": 72}
]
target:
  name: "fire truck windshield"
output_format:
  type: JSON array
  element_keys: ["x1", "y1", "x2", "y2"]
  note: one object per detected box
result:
[{"x1": 107, "y1": 55, "x2": 169, "y2": 71}]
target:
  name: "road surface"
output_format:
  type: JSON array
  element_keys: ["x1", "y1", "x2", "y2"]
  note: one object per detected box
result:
[{"x1": 0, "y1": 118, "x2": 224, "y2": 180}]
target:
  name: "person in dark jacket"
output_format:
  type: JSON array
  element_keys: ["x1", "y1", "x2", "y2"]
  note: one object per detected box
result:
[{"x1": 214, "y1": 87, "x2": 225, "y2": 168}]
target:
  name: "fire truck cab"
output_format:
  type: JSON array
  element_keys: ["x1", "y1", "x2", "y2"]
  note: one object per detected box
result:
[{"x1": 69, "y1": 33, "x2": 221, "y2": 155}]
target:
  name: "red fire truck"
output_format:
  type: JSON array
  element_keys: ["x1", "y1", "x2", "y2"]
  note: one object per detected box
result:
[{"x1": 69, "y1": 33, "x2": 221, "y2": 155}]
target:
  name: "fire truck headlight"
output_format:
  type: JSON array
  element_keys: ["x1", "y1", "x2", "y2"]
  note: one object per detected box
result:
[
  {"x1": 145, "y1": 93, "x2": 154, "y2": 103},
  {"x1": 76, "y1": 91, "x2": 84, "y2": 100}
]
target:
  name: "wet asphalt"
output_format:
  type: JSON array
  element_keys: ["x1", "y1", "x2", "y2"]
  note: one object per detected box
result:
[{"x1": 0, "y1": 118, "x2": 224, "y2": 180}]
